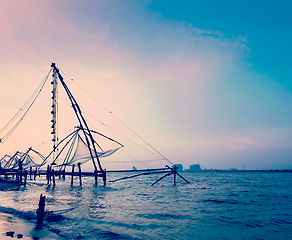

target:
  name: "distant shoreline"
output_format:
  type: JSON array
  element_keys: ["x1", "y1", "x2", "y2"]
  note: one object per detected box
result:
[{"x1": 184, "y1": 169, "x2": 292, "y2": 173}]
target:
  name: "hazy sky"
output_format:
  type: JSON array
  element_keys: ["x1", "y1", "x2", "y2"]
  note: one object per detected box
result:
[{"x1": 0, "y1": 0, "x2": 291, "y2": 170}]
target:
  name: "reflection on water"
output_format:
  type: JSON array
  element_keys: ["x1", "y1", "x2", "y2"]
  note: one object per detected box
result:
[{"x1": 0, "y1": 172, "x2": 291, "y2": 239}]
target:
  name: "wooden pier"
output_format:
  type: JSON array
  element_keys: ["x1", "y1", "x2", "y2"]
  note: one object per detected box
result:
[
  {"x1": 0, "y1": 63, "x2": 190, "y2": 189},
  {"x1": 0, "y1": 164, "x2": 189, "y2": 187}
]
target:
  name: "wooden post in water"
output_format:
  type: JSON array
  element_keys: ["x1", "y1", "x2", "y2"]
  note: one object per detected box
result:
[
  {"x1": 173, "y1": 165, "x2": 177, "y2": 184},
  {"x1": 18, "y1": 159, "x2": 23, "y2": 184},
  {"x1": 36, "y1": 194, "x2": 46, "y2": 224},
  {"x1": 34, "y1": 168, "x2": 37, "y2": 180},
  {"x1": 19, "y1": 171, "x2": 22, "y2": 184},
  {"x1": 24, "y1": 170, "x2": 27, "y2": 186},
  {"x1": 71, "y1": 164, "x2": 75, "y2": 186},
  {"x1": 94, "y1": 170, "x2": 98, "y2": 186},
  {"x1": 52, "y1": 169, "x2": 55, "y2": 186},
  {"x1": 46, "y1": 165, "x2": 50, "y2": 184},
  {"x1": 30, "y1": 167, "x2": 32, "y2": 180},
  {"x1": 78, "y1": 163, "x2": 82, "y2": 186},
  {"x1": 174, "y1": 170, "x2": 176, "y2": 184},
  {"x1": 49, "y1": 166, "x2": 52, "y2": 183},
  {"x1": 102, "y1": 169, "x2": 106, "y2": 186}
]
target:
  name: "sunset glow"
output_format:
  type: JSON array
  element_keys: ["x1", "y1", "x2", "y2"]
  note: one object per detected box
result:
[{"x1": 1, "y1": 0, "x2": 291, "y2": 170}]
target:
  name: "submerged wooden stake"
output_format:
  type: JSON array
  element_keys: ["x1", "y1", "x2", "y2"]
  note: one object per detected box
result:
[
  {"x1": 173, "y1": 165, "x2": 177, "y2": 184},
  {"x1": 37, "y1": 194, "x2": 46, "y2": 224},
  {"x1": 52, "y1": 169, "x2": 55, "y2": 186},
  {"x1": 19, "y1": 171, "x2": 22, "y2": 184},
  {"x1": 174, "y1": 171, "x2": 176, "y2": 184},
  {"x1": 78, "y1": 163, "x2": 82, "y2": 186},
  {"x1": 71, "y1": 164, "x2": 75, "y2": 186},
  {"x1": 46, "y1": 165, "x2": 50, "y2": 184},
  {"x1": 34, "y1": 168, "x2": 37, "y2": 180},
  {"x1": 49, "y1": 166, "x2": 52, "y2": 183},
  {"x1": 94, "y1": 170, "x2": 98, "y2": 186},
  {"x1": 103, "y1": 170, "x2": 106, "y2": 186},
  {"x1": 24, "y1": 170, "x2": 27, "y2": 187}
]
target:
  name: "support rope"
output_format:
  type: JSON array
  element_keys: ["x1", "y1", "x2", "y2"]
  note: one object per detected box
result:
[
  {"x1": 58, "y1": 69, "x2": 173, "y2": 166},
  {"x1": 0, "y1": 69, "x2": 52, "y2": 144}
]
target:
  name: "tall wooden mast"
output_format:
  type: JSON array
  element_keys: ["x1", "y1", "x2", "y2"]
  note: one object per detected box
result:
[
  {"x1": 51, "y1": 67, "x2": 59, "y2": 165},
  {"x1": 50, "y1": 63, "x2": 105, "y2": 177}
]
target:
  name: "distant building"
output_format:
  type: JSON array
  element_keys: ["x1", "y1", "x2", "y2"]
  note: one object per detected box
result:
[
  {"x1": 189, "y1": 164, "x2": 201, "y2": 171},
  {"x1": 174, "y1": 164, "x2": 183, "y2": 171}
]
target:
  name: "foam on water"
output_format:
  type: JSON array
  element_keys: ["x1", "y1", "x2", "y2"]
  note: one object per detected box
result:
[{"x1": 0, "y1": 172, "x2": 291, "y2": 240}]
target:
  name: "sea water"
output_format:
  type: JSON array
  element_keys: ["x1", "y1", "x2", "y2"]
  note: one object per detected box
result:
[{"x1": 0, "y1": 172, "x2": 291, "y2": 240}]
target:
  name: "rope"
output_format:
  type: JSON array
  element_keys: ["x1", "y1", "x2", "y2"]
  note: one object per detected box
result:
[
  {"x1": 58, "y1": 70, "x2": 173, "y2": 166},
  {"x1": 0, "y1": 69, "x2": 52, "y2": 144},
  {"x1": 83, "y1": 111, "x2": 163, "y2": 160},
  {"x1": 118, "y1": 149, "x2": 151, "y2": 168}
]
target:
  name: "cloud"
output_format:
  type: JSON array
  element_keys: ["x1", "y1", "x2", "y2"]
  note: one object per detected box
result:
[
  {"x1": 1, "y1": 1, "x2": 291, "y2": 169},
  {"x1": 0, "y1": 0, "x2": 249, "y2": 85}
]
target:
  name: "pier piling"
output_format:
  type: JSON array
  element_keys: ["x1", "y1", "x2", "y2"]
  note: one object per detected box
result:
[
  {"x1": 24, "y1": 170, "x2": 27, "y2": 187},
  {"x1": 103, "y1": 170, "x2": 106, "y2": 186},
  {"x1": 46, "y1": 165, "x2": 50, "y2": 184},
  {"x1": 52, "y1": 169, "x2": 55, "y2": 186},
  {"x1": 94, "y1": 170, "x2": 98, "y2": 186},
  {"x1": 71, "y1": 164, "x2": 75, "y2": 186},
  {"x1": 34, "y1": 168, "x2": 37, "y2": 180},
  {"x1": 37, "y1": 194, "x2": 46, "y2": 224},
  {"x1": 78, "y1": 163, "x2": 82, "y2": 186}
]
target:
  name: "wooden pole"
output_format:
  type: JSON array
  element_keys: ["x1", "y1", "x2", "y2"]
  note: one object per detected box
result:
[
  {"x1": 172, "y1": 165, "x2": 178, "y2": 184},
  {"x1": 71, "y1": 164, "x2": 75, "y2": 186},
  {"x1": 102, "y1": 169, "x2": 106, "y2": 186},
  {"x1": 19, "y1": 170, "x2": 22, "y2": 184},
  {"x1": 30, "y1": 167, "x2": 32, "y2": 180},
  {"x1": 175, "y1": 172, "x2": 190, "y2": 184},
  {"x1": 94, "y1": 170, "x2": 98, "y2": 186},
  {"x1": 49, "y1": 166, "x2": 52, "y2": 183},
  {"x1": 174, "y1": 171, "x2": 176, "y2": 184},
  {"x1": 173, "y1": 166, "x2": 177, "y2": 184},
  {"x1": 52, "y1": 169, "x2": 55, "y2": 186},
  {"x1": 78, "y1": 163, "x2": 82, "y2": 186},
  {"x1": 34, "y1": 168, "x2": 37, "y2": 180},
  {"x1": 46, "y1": 165, "x2": 50, "y2": 184},
  {"x1": 24, "y1": 170, "x2": 27, "y2": 186},
  {"x1": 151, "y1": 172, "x2": 173, "y2": 186},
  {"x1": 37, "y1": 194, "x2": 46, "y2": 224},
  {"x1": 18, "y1": 159, "x2": 23, "y2": 184}
]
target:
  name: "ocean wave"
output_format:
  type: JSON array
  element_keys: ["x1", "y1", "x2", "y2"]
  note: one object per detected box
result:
[
  {"x1": 0, "y1": 205, "x2": 36, "y2": 221},
  {"x1": 1, "y1": 172, "x2": 291, "y2": 239},
  {"x1": 136, "y1": 213, "x2": 193, "y2": 221}
]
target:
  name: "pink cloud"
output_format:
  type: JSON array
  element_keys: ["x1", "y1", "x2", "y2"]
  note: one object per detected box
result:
[{"x1": 1, "y1": 1, "x2": 275, "y2": 170}]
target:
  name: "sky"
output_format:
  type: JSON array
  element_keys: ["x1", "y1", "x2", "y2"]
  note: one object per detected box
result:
[{"x1": 0, "y1": 0, "x2": 292, "y2": 170}]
